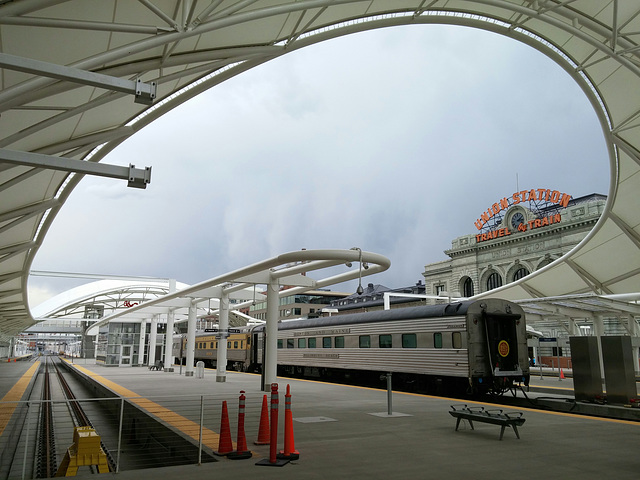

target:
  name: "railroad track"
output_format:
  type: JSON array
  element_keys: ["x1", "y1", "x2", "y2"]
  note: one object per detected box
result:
[
  {"x1": 33, "y1": 357, "x2": 116, "y2": 477},
  {"x1": 35, "y1": 359, "x2": 56, "y2": 478}
]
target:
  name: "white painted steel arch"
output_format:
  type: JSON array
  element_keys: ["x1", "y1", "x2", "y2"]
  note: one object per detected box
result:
[{"x1": 1, "y1": 1, "x2": 639, "y2": 341}]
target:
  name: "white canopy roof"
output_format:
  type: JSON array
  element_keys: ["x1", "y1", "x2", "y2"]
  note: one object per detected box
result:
[{"x1": 1, "y1": 1, "x2": 639, "y2": 341}]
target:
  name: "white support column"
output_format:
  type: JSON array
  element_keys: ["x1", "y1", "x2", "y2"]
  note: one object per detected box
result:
[
  {"x1": 138, "y1": 319, "x2": 147, "y2": 366},
  {"x1": 163, "y1": 279, "x2": 177, "y2": 372},
  {"x1": 217, "y1": 292, "x2": 229, "y2": 382},
  {"x1": 264, "y1": 278, "x2": 280, "y2": 388},
  {"x1": 185, "y1": 304, "x2": 197, "y2": 376},
  {"x1": 630, "y1": 316, "x2": 640, "y2": 374},
  {"x1": 594, "y1": 316, "x2": 605, "y2": 384},
  {"x1": 148, "y1": 315, "x2": 158, "y2": 367},
  {"x1": 164, "y1": 309, "x2": 175, "y2": 372},
  {"x1": 568, "y1": 318, "x2": 580, "y2": 336}
]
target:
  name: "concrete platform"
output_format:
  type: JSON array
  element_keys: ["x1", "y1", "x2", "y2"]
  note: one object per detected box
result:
[
  {"x1": 2, "y1": 360, "x2": 640, "y2": 479},
  {"x1": 68, "y1": 363, "x2": 640, "y2": 479}
]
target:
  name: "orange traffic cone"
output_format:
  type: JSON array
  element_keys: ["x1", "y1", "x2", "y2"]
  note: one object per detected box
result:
[
  {"x1": 228, "y1": 391, "x2": 252, "y2": 460},
  {"x1": 254, "y1": 394, "x2": 270, "y2": 445},
  {"x1": 560, "y1": 368, "x2": 565, "y2": 380},
  {"x1": 278, "y1": 384, "x2": 300, "y2": 460},
  {"x1": 216, "y1": 401, "x2": 234, "y2": 455}
]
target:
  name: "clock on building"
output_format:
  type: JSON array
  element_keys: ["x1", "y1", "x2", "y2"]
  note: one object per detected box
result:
[{"x1": 511, "y1": 212, "x2": 525, "y2": 230}]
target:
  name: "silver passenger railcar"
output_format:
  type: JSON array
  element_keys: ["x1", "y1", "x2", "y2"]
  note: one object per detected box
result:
[{"x1": 252, "y1": 298, "x2": 529, "y2": 395}]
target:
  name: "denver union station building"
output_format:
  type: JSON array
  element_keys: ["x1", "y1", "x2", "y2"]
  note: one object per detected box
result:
[
  {"x1": 423, "y1": 189, "x2": 606, "y2": 300},
  {"x1": 423, "y1": 189, "x2": 610, "y2": 368}
]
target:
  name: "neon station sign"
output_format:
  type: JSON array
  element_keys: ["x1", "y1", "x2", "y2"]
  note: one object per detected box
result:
[{"x1": 474, "y1": 188, "x2": 571, "y2": 244}]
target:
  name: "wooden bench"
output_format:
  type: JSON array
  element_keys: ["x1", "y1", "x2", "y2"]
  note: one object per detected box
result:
[
  {"x1": 148, "y1": 360, "x2": 164, "y2": 371},
  {"x1": 449, "y1": 404, "x2": 525, "y2": 440}
]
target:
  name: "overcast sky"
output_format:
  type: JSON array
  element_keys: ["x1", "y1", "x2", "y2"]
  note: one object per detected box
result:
[{"x1": 27, "y1": 24, "x2": 610, "y2": 307}]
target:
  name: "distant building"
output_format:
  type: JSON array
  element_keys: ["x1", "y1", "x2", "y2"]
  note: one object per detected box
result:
[
  {"x1": 248, "y1": 289, "x2": 350, "y2": 321},
  {"x1": 423, "y1": 192, "x2": 606, "y2": 298},
  {"x1": 327, "y1": 281, "x2": 427, "y2": 314}
]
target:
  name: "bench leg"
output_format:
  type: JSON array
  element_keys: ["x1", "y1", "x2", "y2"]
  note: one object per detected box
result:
[
  {"x1": 455, "y1": 418, "x2": 474, "y2": 431},
  {"x1": 511, "y1": 425, "x2": 521, "y2": 439},
  {"x1": 499, "y1": 426, "x2": 506, "y2": 441}
]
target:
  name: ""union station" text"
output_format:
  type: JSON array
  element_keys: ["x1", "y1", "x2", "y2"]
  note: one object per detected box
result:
[{"x1": 474, "y1": 189, "x2": 571, "y2": 230}]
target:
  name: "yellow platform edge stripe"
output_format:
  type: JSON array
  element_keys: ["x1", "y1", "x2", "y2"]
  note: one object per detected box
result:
[{"x1": 0, "y1": 361, "x2": 40, "y2": 436}]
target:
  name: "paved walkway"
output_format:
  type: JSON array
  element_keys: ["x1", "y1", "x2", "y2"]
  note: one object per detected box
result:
[{"x1": 65, "y1": 363, "x2": 640, "y2": 480}]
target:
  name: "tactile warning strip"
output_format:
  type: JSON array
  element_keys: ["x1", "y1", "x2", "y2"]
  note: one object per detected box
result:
[{"x1": 0, "y1": 361, "x2": 40, "y2": 436}]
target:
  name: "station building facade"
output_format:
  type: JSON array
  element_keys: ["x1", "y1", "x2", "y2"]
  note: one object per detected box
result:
[
  {"x1": 422, "y1": 191, "x2": 607, "y2": 368},
  {"x1": 423, "y1": 191, "x2": 606, "y2": 299}
]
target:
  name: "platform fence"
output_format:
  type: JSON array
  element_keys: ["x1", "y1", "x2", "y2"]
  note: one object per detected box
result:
[{"x1": 0, "y1": 392, "x2": 272, "y2": 479}]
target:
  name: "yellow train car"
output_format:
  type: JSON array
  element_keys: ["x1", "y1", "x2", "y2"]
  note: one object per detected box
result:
[{"x1": 174, "y1": 331, "x2": 253, "y2": 371}]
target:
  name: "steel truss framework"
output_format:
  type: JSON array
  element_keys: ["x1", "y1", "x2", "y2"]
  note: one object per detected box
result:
[{"x1": 1, "y1": 1, "x2": 640, "y2": 343}]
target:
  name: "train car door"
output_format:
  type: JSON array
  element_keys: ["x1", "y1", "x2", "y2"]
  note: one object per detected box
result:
[{"x1": 484, "y1": 311, "x2": 522, "y2": 375}]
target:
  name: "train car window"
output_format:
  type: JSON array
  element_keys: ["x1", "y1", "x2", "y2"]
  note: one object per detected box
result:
[
  {"x1": 227, "y1": 341, "x2": 231, "y2": 349},
  {"x1": 335, "y1": 336, "x2": 345, "y2": 348},
  {"x1": 323, "y1": 337, "x2": 332, "y2": 348},
  {"x1": 215, "y1": 342, "x2": 218, "y2": 349},
  {"x1": 308, "y1": 338, "x2": 317, "y2": 348},
  {"x1": 452, "y1": 332, "x2": 462, "y2": 349},
  {"x1": 434, "y1": 332, "x2": 443, "y2": 348},
  {"x1": 210, "y1": 342, "x2": 214, "y2": 348},
  {"x1": 402, "y1": 334, "x2": 417, "y2": 348},
  {"x1": 287, "y1": 339, "x2": 294, "y2": 349},
  {"x1": 379, "y1": 334, "x2": 392, "y2": 348},
  {"x1": 234, "y1": 341, "x2": 238, "y2": 349},
  {"x1": 240, "y1": 341, "x2": 244, "y2": 349},
  {"x1": 359, "y1": 335, "x2": 371, "y2": 348},
  {"x1": 298, "y1": 338, "x2": 306, "y2": 348},
  {"x1": 247, "y1": 337, "x2": 251, "y2": 346},
  {"x1": 278, "y1": 339, "x2": 283, "y2": 349}
]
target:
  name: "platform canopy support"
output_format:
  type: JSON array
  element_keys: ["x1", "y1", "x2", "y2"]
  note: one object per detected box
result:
[
  {"x1": 264, "y1": 279, "x2": 280, "y2": 387},
  {"x1": 137, "y1": 320, "x2": 146, "y2": 367},
  {"x1": 163, "y1": 309, "x2": 175, "y2": 372},
  {"x1": 148, "y1": 315, "x2": 158, "y2": 367},
  {"x1": 216, "y1": 292, "x2": 229, "y2": 382},
  {"x1": 87, "y1": 249, "x2": 391, "y2": 384},
  {"x1": 185, "y1": 305, "x2": 197, "y2": 376}
]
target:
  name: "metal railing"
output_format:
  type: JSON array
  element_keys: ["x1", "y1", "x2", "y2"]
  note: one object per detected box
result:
[{"x1": 0, "y1": 391, "x2": 270, "y2": 479}]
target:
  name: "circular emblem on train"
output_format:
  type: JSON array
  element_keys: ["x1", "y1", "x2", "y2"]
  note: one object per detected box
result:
[{"x1": 498, "y1": 340, "x2": 510, "y2": 357}]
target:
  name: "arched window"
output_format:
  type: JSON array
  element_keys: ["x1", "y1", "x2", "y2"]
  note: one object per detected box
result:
[
  {"x1": 513, "y1": 267, "x2": 530, "y2": 281},
  {"x1": 486, "y1": 272, "x2": 502, "y2": 291},
  {"x1": 537, "y1": 257, "x2": 554, "y2": 269},
  {"x1": 463, "y1": 277, "x2": 474, "y2": 297}
]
